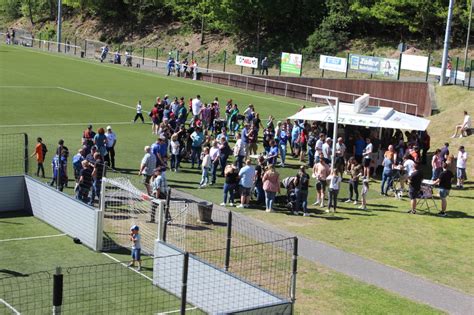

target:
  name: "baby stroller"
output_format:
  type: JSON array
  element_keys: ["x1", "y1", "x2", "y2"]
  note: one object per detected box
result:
[{"x1": 280, "y1": 176, "x2": 297, "y2": 212}]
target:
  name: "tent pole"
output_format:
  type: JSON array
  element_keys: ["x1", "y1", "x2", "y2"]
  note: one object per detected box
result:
[{"x1": 331, "y1": 99, "x2": 340, "y2": 168}]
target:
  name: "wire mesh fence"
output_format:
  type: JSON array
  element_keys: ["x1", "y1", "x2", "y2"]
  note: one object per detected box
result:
[{"x1": 0, "y1": 133, "x2": 29, "y2": 176}]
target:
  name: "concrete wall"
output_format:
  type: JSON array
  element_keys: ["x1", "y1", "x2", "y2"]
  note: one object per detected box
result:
[
  {"x1": 24, "y1": 176, "x2": 101, "y2": 250},
  {"x1": 0, "y1": 176, "x2": 25, "y2": 212}
]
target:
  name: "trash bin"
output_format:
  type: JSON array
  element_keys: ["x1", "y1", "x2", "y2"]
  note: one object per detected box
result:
[
  {"x1": 197, "y1": 201, "x2": 213, "y2": 224},
  {"x1": 80, "y1": 51, "x2": 85, "y2": 58}
]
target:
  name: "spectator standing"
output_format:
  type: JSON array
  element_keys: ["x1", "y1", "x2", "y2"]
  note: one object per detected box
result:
[
  {"x1": 82, "y1": 125, "x2": 95, "y2": 148},
  {"x1": 139, "y1": 146, "x2": 157, "y2": 195},
  {"x1": 127, "y1": 225, "x2": 142, "y2": 271},
  {"x1": 433, "y1": 163, "x2": 454, "y2": 217},
  {"x1": 76, "y1": 160, "x2": 93, "y2": 203},
  {"x1": 407, "y1": 163, "x2": 423, "y2": 214},
  {"x1": 233, "y1": 133, "x2": 246, "y2": 169},
  {"x1": 267, "y1": 139, "x2": 279, "y2": 166},
  {"x1": 307, "y1": 131, "x2": 317, "y2": 168},
  {"x1": 218, "y1": 136, "x2": 232, "y2": 176},
  {"x1": 222, "y1": 165, "x2": 239, "y2": 206},
  {"x1": 294, "y1": 166, "x2": 310, "y2": 216},
  {"x1": 456, "y1": 146, "x2": 468, "y2": 189},
  {"x1": 261, "y1": 57, "x2": 269, "y2": 75},
  {"x1": 354, "y1": 134, "x2": 366, "y2": 163},
  {"x1": 133, "y1": 100, "x2": 145, "y2": 123},
  {"x1": 362, "y1": 137, "x2": 373, "y2": 178},
  {"x1": 190, "y1": 127, "x2": 204, "y2": 169},
  {"x1": 360, "y1": 179, "x2": 369, "y2": 210},
  {"x1": 345, "y1": 157, "x2": 362, "y2": 205},
  {"x1": 312, "y1": 153, "x2": 330, "y2": 207},
  {"x1": 150, "y1": 103, "x2": 160, "y2": 135},
  {"x1": 262, "y1": 164, "x2": 280, "y2": 212},
  {"x1": 248, "y1": 125, "x2": 258, "y2": 155},
  {"x1": 322, "y1": 137, "x2": 332, "y2": 164},
  {"x1": 431, "y1": 149, "x2": 443, "y2": 180},
  {"x1": 199, "y1": 148, "x2": 211, "y2": 188},
  {"x1": 254, "y1": 156, "x2": 265, "y2": 204},
  {"x1": 315, "y1": 133, "x2": 325, "y2": 163},
  {"x1": 72, "y1": 148, "x2": 86, "y2": 185},
  {"x1": 170, "y1": 134, "x2": 180, "y2": 172},
  {"x1": 335, "y1": 137, "x2": 346, "y2": 176},
  {"x1": 31, "y1": 137, "x2": 46, "y2": 177},
  {"x1": 326, "y1": 169, "x2": 342, "y2": 213},
  {"x1": 149, "y1": 168, "x2": 168, "y2": 223},
  {"x1": 105, "y1": 126, "x2": 117, "y2": 169},
  {"x1": 380, "y1": 156, "x2": 394, "y2": 196},
  {"x1": 191, "y1": 95, "x2": 202, "y2": 126},
  {"x1": 278, "y1": 125, "x2": 289, "y2": 167},
  {"x1": 89, "y1": 153, "x2": 105, "y2": 206},
  {"x1": 237, "y1": 159, "x2": 255, "y2": 208},
  {"x1": 94, "y1": 128, "x2": 109, "y2": 164},
  {"x1": 209, "y1": 141, "x2": 220, "y2": 185}
]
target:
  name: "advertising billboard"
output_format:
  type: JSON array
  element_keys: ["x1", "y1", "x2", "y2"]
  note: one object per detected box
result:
[
  {"x1": 281, "y1": 52, "x2": 302, "y2": 74},
  {"x1": 236, "y1": 55, "x2": 259, "y2": 68},
  {"x1": 349, "y1": 54, "x2": 399, "y2": 78},
  {"x1": 319, "y1": 55, "x2": 347, "y2": 73}
]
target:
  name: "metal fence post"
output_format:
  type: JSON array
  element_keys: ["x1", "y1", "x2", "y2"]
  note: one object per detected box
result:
[
  {"x1": 155, "y1": 48, "x2": 159, "y2": 67},
  {"x1": 206, "y1": 50, "x2": 210, "y2": 73},
  {"x1": 345, "y1": 53, "x2": 350, "y2": 78},
  {"x1": 223, "y1": 50, "x2": 227, "y2": 72},
  {"x1": 84, "y1": 40, "x2": 87, "y2": 57},
  {"x1": 74, "y1": 37, "x2": 77, "y2": 55},
  {"x1": 290, "y1": 237, "x2": 298, "y2": 313},
  {"x1": 425, "y1": 53, "x2": 431, "y2": 82},
  {"x1": 47, "y1": 36, "x2": 50, "y2": 51},
  {"x1": 177, "y1": 50, "x2": 180, "y2": 62},
  {"x1": 468, "y1": 60, "x2": 473, "y2": 90},
  {"x1": 224, "y1": 212, "x2": 232, "y2": 271},
  {"x1": 142, "y1": 47, "x2": 145, "y2": 65},
  {"x1": 180, "y1": 253, "x2": 189, "y2": 315},
  {"x1": 454, "y1": 56, "x2": 459, "y2": 85},
  {"x1": 52, "y1": 267, "x2": 63, "y2": 315},
  {"x1": 39, "y1": 33, "x2": 42, "y2": 48},
  {"x1": 191, "y1": 51, "x2": 194, "y2": 62},
  {"x1": 397, "y1": 53, "x2": 402, "y2": 80},
  {"x1": 24, "y1": 133, "x2": 28, "y2": 174}
]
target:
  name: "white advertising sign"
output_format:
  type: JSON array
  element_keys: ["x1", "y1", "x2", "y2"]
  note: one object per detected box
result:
[
  {"x1": 401, "y1": 54, "x2": 429, "y2": 72},
  {"x1": 319, "y1": 55, "x2": 347, "y2": 73},
  {"x1": 236, "y1": 55, "x2": 259, "y2": 68},
  {"x1": 429, "y1": 67, "x2": 466, "y2": 81}
]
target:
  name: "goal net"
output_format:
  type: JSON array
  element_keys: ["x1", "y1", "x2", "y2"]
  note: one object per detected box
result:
[{"x1": 100, "y1": 177, "x2": 189, "y2": 254}]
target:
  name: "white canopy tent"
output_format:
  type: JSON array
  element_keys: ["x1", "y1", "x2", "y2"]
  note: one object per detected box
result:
[{"x1": 288, "y1": 102, "x2": 430, "y2": 131}]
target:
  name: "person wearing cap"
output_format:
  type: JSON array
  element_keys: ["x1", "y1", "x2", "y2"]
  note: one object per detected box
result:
[
  {"x1": 139, "y1": 146, "x2": 157, "y2": 195},
  {"x1": 128, "y1": 225, "x2": 142, "y2": 271},
  {"x1": 105, "y1": 126, "x2": 117, "y2": 169},
  {"x1": 82, "y1": 125, "x2": 95, "y2": 148}
]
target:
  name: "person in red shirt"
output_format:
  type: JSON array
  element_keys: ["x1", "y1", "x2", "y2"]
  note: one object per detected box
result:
[{"x1": 30, "y1": 137, "x2": 46, "y2": 177}]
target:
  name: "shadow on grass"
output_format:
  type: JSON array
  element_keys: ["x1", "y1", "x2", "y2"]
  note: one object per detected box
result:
[
  {"x1": 0, "y1": 211, "x2": 31, "y2": 220},
  {"x1": 444, "y1": 211, "x2": 474, "y2": 219}
]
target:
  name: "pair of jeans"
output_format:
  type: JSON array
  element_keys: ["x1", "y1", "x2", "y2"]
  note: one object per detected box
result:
[
  {"x1": 255, "y1": 182, "x2": 265, "y2": 204},
  {"x1": 279, "y1": 143, "x2": 286, "y2": 163},
  {"x1": 431, "y1": 167, "x2": 442, "y2": 180},
  {"x1": 36, "y1": 162, "x2": 45, "y2": 177},
  {"x1": 191, "y1": 146, "x2": 202, "y2": 168},
  {"x1": 265, "y1": 191, "x2": 276, "y2": 210},
  {"x1": 220, "y1": 155, "x2": 229, "y2": 176},
  {"x1": 295, "y1": 189, "x2": 308, "y2": 213},
  {"x1": 328, "y1": 189, "x2": 339, "y2": 210},
  {"x1": 223, "y1": 183, "x2": 236, "y2": 203},
  {"x1": 200, "y1": 167, "x2": 209, "y2": 186},
  {"x1": 89, "y1": 180, "x2": 102, "y2": 205},
  {"x1": 380, "y1": 170, "x2": 393, "y2": 194},
  {"x1": 171, "y1": 154, "x2": 180, "y2": 170},
  {"x1": 308, "y1": 148, "x2": 315, "y2": 168},
  {"x1": 349, "y1": 179, "x2": 359, "y2": 201},
  {"x1": 211, "y1": 161, "x2": 219, "y2": 184},
  {"x1": 236, "y1": 155, "x2": 244, "y2": 169}
]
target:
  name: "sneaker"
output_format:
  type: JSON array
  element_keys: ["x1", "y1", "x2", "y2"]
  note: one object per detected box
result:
[
  {"x1": 358, "y1": 205, "x2": 365, "y2": 209},
  {"x1": 325, "y1": 209, "x2": 330, "y2": 213},
  {"x1": 313, "y1": 199, "x2": 320, "y2": 205},
  {"x1": 229, "y1": 202, "x2": 235, "y2": 207},
  {"x1": 320, "y1": 202, "x2": 324, "y2": 208},
  {"x1": 353, "y1": 201, "x2": 358, "y2": 205},
  {"x1": 265, "y1": 208, "x2": 274, "y2": 213},
  {"x1": 303, "y1": 213, "x2": 310, "y2": 217},
  {"x1": 344, "y1": 199, "x2": 352, "y2": 203},
  {"x1": 438, "y1": 211, "x2": 447, "y2": 217},
  {"x1": 137, "y1": 267, "x2": 141, "y2": 271},
  {"x1": 236, "y1": 204, "x2": 245, "y2": 208},
  {"x1": 220, "y1": 202, "x2": 226, "y2": 206},
  {"x1": 450, "y1": 135, "x2": 456, "y2": 138}
]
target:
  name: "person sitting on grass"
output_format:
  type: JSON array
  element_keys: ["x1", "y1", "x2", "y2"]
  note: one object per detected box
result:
[
  {"x1": 451, "y1": 111, "x2": 471, "y2": 138},
  {"x1": 433, "y1": 163, "x2": 454, "y2": 217},
  {"x1": 128, "y1": 225, "x2": 142, "y2": 271}
]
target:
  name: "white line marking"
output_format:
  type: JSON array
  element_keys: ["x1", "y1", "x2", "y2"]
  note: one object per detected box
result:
[
  {"x1": 102, "y1": 252, "x2": 154, "y2": 282},
  {"x1": 6, "y1": 45, "x2": 304, "y2": 107},
  {"x1": 57, "y1": 87, "x2": 135, "y2": 110},
  {"x1": 0, "y1": 234, "x2": 66, "y2": 242},
  {"x1": 0, "y1": 298, "x2": 21, "y2": 315},
  {"x1": 0, "y1": 121, "x2": 137, "y2": 128},
  {"x1": 157, "y1": 307, "x2": 198, "y2": 315},
  {"x1": 0, "y1": 85, "x2": 57, "y2": 89}
]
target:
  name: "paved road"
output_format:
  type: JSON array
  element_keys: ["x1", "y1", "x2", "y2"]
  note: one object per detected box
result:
[{"x1": 172, "y1": 189, "x2": 474, "y2": 315}]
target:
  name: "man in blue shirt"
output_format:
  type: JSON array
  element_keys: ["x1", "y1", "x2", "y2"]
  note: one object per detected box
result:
[
  {"x1": 237, "y1": 159, "x2": 255, "y2": 208},
  {"x1": 151, "y1": 138, "x2": 166, "y2": 167},
  {"x1": 190, "y1": 127, "x2": 204, "y2": 168},
  {"x1": 267, "y1": 140, "x2": 279, "y2": 165}
]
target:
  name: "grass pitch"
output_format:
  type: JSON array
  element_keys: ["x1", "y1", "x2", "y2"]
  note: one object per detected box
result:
[{"x1": 0, "y1": 43, "x2": 470, "y2": 312}]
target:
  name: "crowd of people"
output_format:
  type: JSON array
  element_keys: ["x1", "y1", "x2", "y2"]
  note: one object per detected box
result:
[{"x1": 31, "y1": 93, "x2": 469, "y2": 217}]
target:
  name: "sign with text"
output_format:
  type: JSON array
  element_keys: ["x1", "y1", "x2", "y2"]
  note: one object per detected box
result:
[
  {"x1": 401, "y1": 54, "x2": 429, "y2": 72},
  {"x1": 349, "y1": 54, "x2": 399, "y2": 78},
  {"x1": 281, "y1": 52, "x2": 302, "y2": 74},
  {"x1": 235, "y1": 55, "x2": 259, "y2": 68},
  {"x1": 429, "y1": 67, "x2": 466, "y2": 81},
  {"x1": 319, "y1": 55, "x2": 347, "y2": 73}
]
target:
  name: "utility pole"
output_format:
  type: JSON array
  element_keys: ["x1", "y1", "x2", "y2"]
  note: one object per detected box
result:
[
  {"x1": 57, "y1": 0, "x2": 62, "y2": 52},
  {"x1": 464, "y1": 0, "x2": 473, "y2": 70},
  {"x1": 440, "y1": 0, "x2": 455, "y2": 86}
]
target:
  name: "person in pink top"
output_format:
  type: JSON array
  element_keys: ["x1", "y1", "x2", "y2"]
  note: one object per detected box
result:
[
  {"x1": 262, "y1": 164, "x2": 280, "y2": 213},
  {"x1": 312, "y1": 153, "x2": 331, "y2": 207}
]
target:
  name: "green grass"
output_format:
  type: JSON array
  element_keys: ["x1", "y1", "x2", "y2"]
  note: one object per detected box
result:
[
  {"x1": 0, "y1": 43, "x2": 471, "y2": 312},
  {"x1": 0, "y1": 213, "x2": 441, "y2": 314}
]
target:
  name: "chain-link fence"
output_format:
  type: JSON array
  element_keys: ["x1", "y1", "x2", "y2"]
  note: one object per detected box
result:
[{"x1": 0, "y1": 133, "x2": 29, "y2": 176}]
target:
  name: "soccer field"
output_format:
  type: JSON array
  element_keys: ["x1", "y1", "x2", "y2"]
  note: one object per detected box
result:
[{"x1": 0, "y1": 43, "x2": 472, "y2": 313}]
